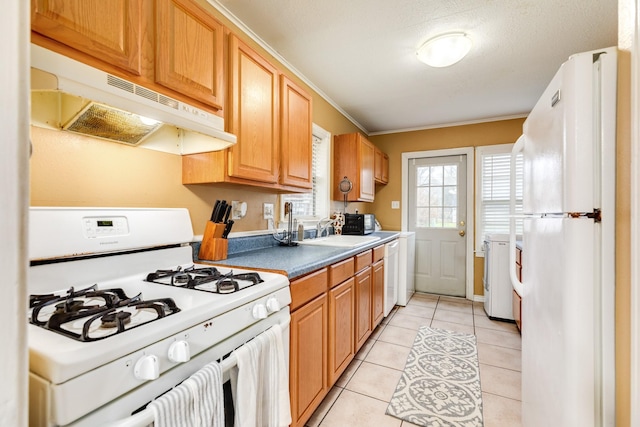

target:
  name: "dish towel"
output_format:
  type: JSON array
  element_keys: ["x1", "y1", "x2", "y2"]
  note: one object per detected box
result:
[
  {"x1": 149, "y1": 362, "x2": 224, "y2": 427},
  {"x1": 231, "y1": 323, "x2": 292, "y2": 427}
]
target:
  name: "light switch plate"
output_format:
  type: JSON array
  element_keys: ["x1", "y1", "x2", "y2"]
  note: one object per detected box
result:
[{"x1": 391, "y1": 201, "x2": 400, "y2": 209}]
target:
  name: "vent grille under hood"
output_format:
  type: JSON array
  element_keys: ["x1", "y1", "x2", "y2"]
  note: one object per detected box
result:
[
  {"x1": 64, "y1": 102, "x2": 163, "y2": 145},
  {"x1": 30, "y1": 44, "x2": 237, "y2": 155}
]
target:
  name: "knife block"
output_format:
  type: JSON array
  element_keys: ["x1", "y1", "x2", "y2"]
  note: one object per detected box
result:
[{"x1": 198, "y1": 221, "x2": 228, "y2": 261}]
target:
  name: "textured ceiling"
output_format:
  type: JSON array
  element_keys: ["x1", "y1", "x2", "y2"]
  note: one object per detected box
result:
[{"x1": 210, "y1": 0, "x2": 618, "y2": 134}]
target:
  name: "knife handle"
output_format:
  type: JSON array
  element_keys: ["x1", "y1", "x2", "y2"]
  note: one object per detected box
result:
[
  {"x1": 223, "y1": 204, "x2": 232, "y2": 223},
  {"x1": 210, "y1": 200, "x2": 221, "y2": 222},
  {"x1": 222, "y1": 220, "x2": 234, "y2": 238}
]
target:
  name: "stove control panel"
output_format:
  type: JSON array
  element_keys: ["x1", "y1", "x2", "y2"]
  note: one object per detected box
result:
[{"x1": 83, "y1": 215, "x2": 129, "y2": 238}]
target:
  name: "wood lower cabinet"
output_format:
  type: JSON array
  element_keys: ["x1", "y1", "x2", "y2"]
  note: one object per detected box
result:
[
  {"x1": 355, "y1": 266, "x2": 373, "y2": 350},
  {"x1": 290, "y1": 293, "x2": 328, "y2": 427},
  {"x1": 328, "y1": 277, "x2": 355, "y2": 385},
  {"x1": 289, "y1": 246, "x2": 383, "y2": 426},
  {"x1": 372, "y1": 259, "x2": 384, "y2": 328},
  {"x1": 513, "y1": 290, "x2": 522, "y2": 332},
  {"x1": 514, "y1": 246, "x2": 523, "y2": 332}
]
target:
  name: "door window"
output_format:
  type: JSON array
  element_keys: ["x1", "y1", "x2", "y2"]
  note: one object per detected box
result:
[{"x1": 415, "y1": 164, "x2": 458, "y2": 228}]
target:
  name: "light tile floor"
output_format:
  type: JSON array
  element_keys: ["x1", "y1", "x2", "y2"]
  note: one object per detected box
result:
[{"x1": 305, "y1": 292, "x2": 522, "y2": 427}]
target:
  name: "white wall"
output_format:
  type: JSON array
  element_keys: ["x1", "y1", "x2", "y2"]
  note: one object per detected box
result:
[{"x1": 0, "y1": 1, "x2": 29, "y2": 426}]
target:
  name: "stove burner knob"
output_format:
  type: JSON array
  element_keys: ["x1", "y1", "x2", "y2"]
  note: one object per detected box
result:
[
  {"x1": 266, "y1": 297, "x2": 280, "y2": 313},
  {"x1": 252, "y1": 303, "x2": 268, "y2": 319},
  {"x1": 134, "y1": 355, "x2": 159, "y2": 381},
  {"x1": 168, "y1": 340, "x2": 191, "y2": 363}
]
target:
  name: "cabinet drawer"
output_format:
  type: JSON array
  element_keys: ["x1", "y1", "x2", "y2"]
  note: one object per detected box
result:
[
  {"x1": 290, "y1": 268, "x2": 328, "y2": 311},
  {"x1": 355, "y1": 250, "x2": 372, "y2": 272},
  {"x1": 372, "y1": 244, "x2": 384, "y2": 263},
  {"x1": 329, "y1": 258, "x2": 354, "y2": 288}
]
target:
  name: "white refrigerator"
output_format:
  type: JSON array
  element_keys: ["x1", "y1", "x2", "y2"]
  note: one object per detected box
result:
[{"x1": 510, "y1": 48, "x2": 617, "y2": 426}]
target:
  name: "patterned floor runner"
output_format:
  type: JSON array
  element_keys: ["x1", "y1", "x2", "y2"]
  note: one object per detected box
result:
[{"x1": 386, "y1": 326, "x2": 483, "y2": 426}]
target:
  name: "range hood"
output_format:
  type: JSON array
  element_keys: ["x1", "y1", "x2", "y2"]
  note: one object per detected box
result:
[{"x1": 30, "y1": 44, "x2": 236, "y2": 155}]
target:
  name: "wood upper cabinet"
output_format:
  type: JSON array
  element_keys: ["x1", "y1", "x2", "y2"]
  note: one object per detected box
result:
[
  {"x1": 328, "y1": 277, "x2": 355, "y2": 385},
  {"x1": 155, "y1": 0, "x2": 224, "y2": 110},
  {"x1": 182, "y1": 36, "x2": 313, "y2": 192},
  {"x1": 227, "y1": 35, "x2": 279, "y2": 183},
  {"x1": 374, "y1": 148, "x2": 389, "y2": 185},
  {"x1": 31, "y1": 0, "x2": 144, "y2": 75},
  {"x1": 31, "y1": 0, "x2": 227, "y2": 112},
  {"x1": 382, "y1": 153, "x2": 389, "y2": 183},
  {"x1": 290, "y1": 293, "x2": 328, "y2": 427},
  {"x1": 280, "y1": 75, "x2": 313, "y2": 189},
  {"x1": 333, "y1": 133, "x2": 375, "y2": 202}
]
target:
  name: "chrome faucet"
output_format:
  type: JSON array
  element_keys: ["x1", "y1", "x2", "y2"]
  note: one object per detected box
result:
[{"x1": 316, "y1": 217, "x2": 335, "y2": 238}]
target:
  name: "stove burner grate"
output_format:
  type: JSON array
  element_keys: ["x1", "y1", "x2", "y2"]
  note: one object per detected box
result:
[
  {"x1": 29, "y1": 285, "x2": 180, "y2": 342},
  {"x1": 145, "y1": 266, "x2": 264, "y2": 294}
]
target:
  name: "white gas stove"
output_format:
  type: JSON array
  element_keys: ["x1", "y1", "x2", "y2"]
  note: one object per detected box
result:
[{"x1": 27, "y1": 208, "x2": 291, "y2": 427}]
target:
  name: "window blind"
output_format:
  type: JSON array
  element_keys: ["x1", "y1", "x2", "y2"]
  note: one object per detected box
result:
[{"x1": 479, "y1": 151, "x2": 523, "y2": 242}]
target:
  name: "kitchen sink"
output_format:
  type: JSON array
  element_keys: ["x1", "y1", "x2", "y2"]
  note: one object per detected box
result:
[{"x1": 297, "y1": 234, "x2": 381, "y2": 248}]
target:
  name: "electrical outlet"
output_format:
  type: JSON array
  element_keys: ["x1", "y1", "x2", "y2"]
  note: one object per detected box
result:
[
  {"x1": 391, "y1": 201, "x2": 400, "y2": 209},
  {"x1": 232, "y1": 201, "x2": 247, "y2": 220},
  {"x1": 263, "y1": 203, "x2": 274, "y2": 220}
]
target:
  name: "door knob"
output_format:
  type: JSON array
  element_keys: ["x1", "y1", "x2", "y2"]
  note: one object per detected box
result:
[{"x1": 459, "y1": 230, "x2": 466, "y2": 237}]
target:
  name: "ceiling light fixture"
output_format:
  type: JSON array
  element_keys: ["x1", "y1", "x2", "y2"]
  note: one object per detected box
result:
[{"x1": 416, "y1": 33, "x2": 472, "y2": 68}]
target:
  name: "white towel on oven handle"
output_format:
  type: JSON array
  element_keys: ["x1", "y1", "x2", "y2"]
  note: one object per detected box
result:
[
  {"x1": 149, "y1": 361, "x2": 224, "y2": 427},
  {"x1": 231, "y1": 323, "x2": 292, "y2": 427}
]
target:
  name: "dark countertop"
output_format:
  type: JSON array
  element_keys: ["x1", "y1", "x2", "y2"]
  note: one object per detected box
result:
[{"x1": 201, "y1": 231, "x2": 400, "y2": 279}]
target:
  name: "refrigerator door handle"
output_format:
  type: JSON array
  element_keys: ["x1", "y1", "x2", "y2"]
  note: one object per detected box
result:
[{"x1": 509, "y1": 135, "x2": 525, "y2": 296}]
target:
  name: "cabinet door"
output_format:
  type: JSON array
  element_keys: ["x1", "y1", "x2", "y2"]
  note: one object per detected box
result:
[
  {"x1": 381, "y1": 153, "x2": 389, "y2": 184},
  {"x1": 374, "y1": 148, "x2": 383, "y2": 183},
  {"x1": 333, "y1": 133, "x2": 375, "y2": 202},
  {"x1": 228, "y1": 35, "x2": 279, "y2": 183},
  {"x1": 359, "y1": 136, "x2": 375, "y2": 200},
  {"x1": 280, "y1": 75, "x2": 313, "y2": 189},
  {"x1": 354, "y1": 266, "x2": 373, "y2": 351},
  {"x1": 372, "y1": 259, "x2": 384, "y2": 328},
  {"x1": 31, "y1": 0, "x2": 143, "y2": 75},
  {"x1": 328, "y1": 277, "x2": 355, "y2": 385},
  {"x1": 155, "y1": 0, "x2": 224, "y2": 110},
  {"x1": 290, "y1": 293, "x2": 328, "y2": 427}
]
